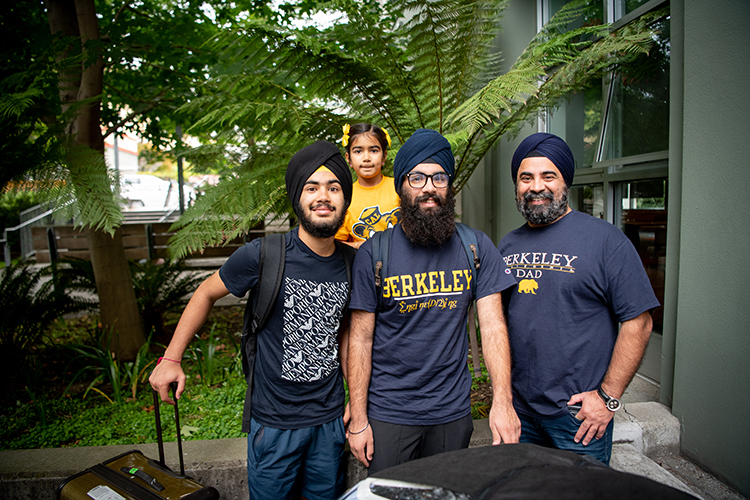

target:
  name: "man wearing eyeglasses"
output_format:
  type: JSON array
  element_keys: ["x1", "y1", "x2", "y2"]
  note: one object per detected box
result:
[{"x1": 346, "y1": 129, "x2": 520, "y2": 474}]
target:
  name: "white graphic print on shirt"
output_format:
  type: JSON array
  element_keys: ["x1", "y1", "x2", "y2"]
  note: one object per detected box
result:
[{"x1": 281, "y1": 277, "x2": 348, "y2": 382}]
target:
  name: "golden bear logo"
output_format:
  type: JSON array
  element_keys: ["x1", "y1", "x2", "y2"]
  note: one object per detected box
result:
[
  {"x1": 352, "y1": 206, "x2": 402, "y2": 240},
  {"x1": 518, "y1": 279, "x2": 538, "y2": 295}
]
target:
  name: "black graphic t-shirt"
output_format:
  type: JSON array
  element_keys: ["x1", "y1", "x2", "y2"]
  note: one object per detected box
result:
[
  {"x1": 497, "y1": 210, "x2": 660, "y2": 420},
  {"x1": 219, "y1": 228, "x2": 349, "y2": 430}
]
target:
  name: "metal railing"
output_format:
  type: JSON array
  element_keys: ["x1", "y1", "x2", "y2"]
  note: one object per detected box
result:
[{"x1": 1, "y1": 205, "x2": 59, "y2": 267}]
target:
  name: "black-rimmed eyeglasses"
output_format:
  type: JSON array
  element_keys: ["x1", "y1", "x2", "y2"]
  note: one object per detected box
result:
[{"x1": 406, "y1": 172, "x2": 450, "y2": 189}]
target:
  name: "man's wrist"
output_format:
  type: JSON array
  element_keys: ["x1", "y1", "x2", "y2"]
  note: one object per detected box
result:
[{"x1": 597, "y1": 385, "x2": 622, "y2": 412}]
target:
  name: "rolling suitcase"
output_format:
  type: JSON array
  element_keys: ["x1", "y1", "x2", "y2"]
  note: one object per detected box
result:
[{"x1": 57, "y1": 384, "x2": 220, "y2": 500}]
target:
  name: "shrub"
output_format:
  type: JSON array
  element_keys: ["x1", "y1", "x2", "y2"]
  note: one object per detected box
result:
[{"x1": 0, "y1": 264, "x2": 92, "y2": 381}]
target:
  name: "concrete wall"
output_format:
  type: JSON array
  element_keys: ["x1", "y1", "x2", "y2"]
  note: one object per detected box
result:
[
  {"x1": 670, "y1": 0, "x2": 750, "y2": 495},
  {"x1": 460, "y1": 0, "x2": 535, "y2": 243}
]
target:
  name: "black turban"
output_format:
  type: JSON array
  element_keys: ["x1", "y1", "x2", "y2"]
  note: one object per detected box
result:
[
  {"x1": 285, "y1": 140, "x2": 352, "y2": 214},
  {"x1": 511, "y1": 133, "x2": 575, "y2": 187},
  {"x1": 393, "y1": 129, "x2": 455, "y2": 191}
]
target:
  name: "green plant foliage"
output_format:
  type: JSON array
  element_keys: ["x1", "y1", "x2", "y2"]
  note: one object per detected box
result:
[
  {"x1": 63, "y1": 327, "x2": 155, "y2": 405},
  {"x1": 55, "y1": 257, "x2": 208, "y2": 341},
  {"x1": 128, "y1": 259, "x2": 208, "y2": 340},
  {"x1": 167, "y1": 0, "x2": 659, "y2": 258},
  {"x1": 0, "y1": 264, "x2": 93, "y2": 379},
  {"x1": 1, "y1": 376, "x2": 246, "y2": 450},
  {"x1": 187, "y1": 323, "x2": 227, "y2": 387}
]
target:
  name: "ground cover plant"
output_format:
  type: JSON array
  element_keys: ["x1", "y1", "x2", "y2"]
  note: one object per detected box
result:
[{"x1": 2, "y1": 301, "x2": 494, "y2": 451}]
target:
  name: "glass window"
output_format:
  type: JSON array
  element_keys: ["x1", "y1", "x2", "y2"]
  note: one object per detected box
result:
[
  {"x1": 612, "y1": 0, "x2": 654, "y2": 20},
  {"x1": 582, "y1": 85, "x2": 603, "y2": 168},
  {"x1": 601, "y1": 16, "x2": 670, "y2": 160},
  {"x1": 615, "y1": 178, "x2": 667, "y2": 332},
  {"x1": 569, "y1": 183, "x2": 605, "y2": 219}
]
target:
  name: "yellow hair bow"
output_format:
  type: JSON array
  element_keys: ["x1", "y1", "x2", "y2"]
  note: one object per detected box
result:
[
  {"x1": 341, "y1": 124, "x2": 350, "y2": 147},
  {"x1": 383, "y1": 128, "x2": 392, "y2": 148}
]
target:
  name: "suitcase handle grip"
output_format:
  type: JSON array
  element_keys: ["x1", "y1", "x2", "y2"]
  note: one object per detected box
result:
[
  {"x1": 152, "y1": 382, "x2": 185, "y2": 476},
  {"x1": 120, "y1": 467, "x2": 165, "y2": 492}
]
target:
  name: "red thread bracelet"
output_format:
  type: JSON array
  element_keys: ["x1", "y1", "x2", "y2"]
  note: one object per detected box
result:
[{"x1": 158, "y1": 356, "x2": 181, "y2": 365}]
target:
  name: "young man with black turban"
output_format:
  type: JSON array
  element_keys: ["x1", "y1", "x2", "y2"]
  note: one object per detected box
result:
[
  {"x1": 347, "y1": 129, "x2": 521, "y2": 474},
  {"x1": 498, "y1": 132, "x2": 659, "y2": 465},
  {"x1": 151, "y1": 141, "x2": 355, "y2": 499}
]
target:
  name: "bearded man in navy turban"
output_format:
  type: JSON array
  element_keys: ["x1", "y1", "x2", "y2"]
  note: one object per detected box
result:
[
  {"x1": 498, "y1": 132, "x2": 659, "y2": 466},
  {"x1": 347, "y1": 129, "x2": 521, "y2": 474}
]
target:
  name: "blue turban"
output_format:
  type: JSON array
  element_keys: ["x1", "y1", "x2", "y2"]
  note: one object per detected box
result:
[
  {"x1": 286, "y1": 140, "x2": 352, "y2": 213},
  {"x1": 393, "y1": 129, "x2": 455, "y2": 191},
  {"x1": 511, "y1": 133, "x2": 575, "y2": 187}
]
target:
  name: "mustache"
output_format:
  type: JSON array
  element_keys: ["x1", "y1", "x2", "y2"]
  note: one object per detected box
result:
[
  {"x1": 311, "y1": 202, "x2": 336, "y2": 211},
  {"x1": 523, "y1": 191, "x2": 554, "y2": 201},
  {"x1": 414, "y1": 193, "x2": 445, "y2": 205}
]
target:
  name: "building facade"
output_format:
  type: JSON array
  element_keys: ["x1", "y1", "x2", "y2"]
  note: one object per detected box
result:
[{"x1": 461, "y1": 0, "x2": 750, "y2": 494}]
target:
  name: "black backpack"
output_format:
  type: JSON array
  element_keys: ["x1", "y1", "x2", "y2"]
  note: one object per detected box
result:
[
  {"x1": 239, "y1": 233, "x2": 357, "y2": 390},
  {"x1": 370, "y1": 223, "x2": 483, "y2": 377}
]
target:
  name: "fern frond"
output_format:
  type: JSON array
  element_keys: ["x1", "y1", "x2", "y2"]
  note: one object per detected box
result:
[
  {"x1": 168, "y1": 146, "x2": 292, "y2": 258},
  {"x1": 38, "y1": 141, "x2": 123, "y2": 235}
]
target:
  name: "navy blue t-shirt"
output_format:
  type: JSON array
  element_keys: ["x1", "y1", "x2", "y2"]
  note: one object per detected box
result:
[
  {"x1": 219, "y1": 228, "x2": 349, "y2": 430},
  {"x1": 350, "y1": 224, "x2": 516, "y2": 425},
  {"x1": 497, "y1": 210, "x2": 660, "y2": 420}
]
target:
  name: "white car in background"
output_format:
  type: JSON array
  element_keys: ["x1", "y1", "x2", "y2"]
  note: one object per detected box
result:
[{"x1": 120, "y1": 174, "x2": 193, "y2": 211}]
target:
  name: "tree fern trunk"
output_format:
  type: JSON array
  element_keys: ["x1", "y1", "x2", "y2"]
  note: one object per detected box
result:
[
  {"x1": 47, "y1": 0, "x2": 145, "y2": 360},
  {"x1": 87, "y1": 228, "x2": 145, "y2": 360}
]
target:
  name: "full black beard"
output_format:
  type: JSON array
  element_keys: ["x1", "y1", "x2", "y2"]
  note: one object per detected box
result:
[
  {"x1": 295, "y1": 201, "x2": 346, "y2": 238},
  {"x1": 400, "y1": 188, "x2": 456, "y2": 247},
  {"x1": 515, "y1": 185, "x2": 570, "y2": 226}
]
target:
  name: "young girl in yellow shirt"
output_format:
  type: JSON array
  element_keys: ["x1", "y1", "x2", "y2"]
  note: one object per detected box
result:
[{"x1": 335, "y1": 123, "x2": 401, "y2": 249}]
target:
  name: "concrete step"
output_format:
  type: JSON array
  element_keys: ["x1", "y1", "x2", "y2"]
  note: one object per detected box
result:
[{"x1": 614, "y1": 401, "x2": 681, "y2": 458}]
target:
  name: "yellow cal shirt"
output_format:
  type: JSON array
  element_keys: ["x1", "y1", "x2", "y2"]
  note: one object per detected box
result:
[{"x1": 335, "y1": 176, "x2": 401, "y2": 243}]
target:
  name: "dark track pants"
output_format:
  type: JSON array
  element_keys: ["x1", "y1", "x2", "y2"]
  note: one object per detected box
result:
[{"x1": 367, "y1": 414, "x2": 474, "y2": 475}]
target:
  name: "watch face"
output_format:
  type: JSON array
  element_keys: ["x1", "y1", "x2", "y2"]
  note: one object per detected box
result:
[{"x1": 607, "y1": 399, "x2": 621, "y2": 411}]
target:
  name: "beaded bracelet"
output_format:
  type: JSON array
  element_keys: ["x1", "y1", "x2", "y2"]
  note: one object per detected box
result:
[
  {"x1": 349, "y1": 422, "x2": 370, "y2": 435},
  {"x1": 157, "y1": 356, "x2": 181, "y2": 365}
]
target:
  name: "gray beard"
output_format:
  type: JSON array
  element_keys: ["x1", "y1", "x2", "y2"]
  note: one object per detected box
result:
[{"x1": 516, "y1": 185, "x2": 570, "y2": 226}]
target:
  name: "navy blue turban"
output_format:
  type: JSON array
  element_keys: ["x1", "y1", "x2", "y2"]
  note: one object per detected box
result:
[
  {"x1": 285, "y1": 140, "x2": 352, "y2": 213},
  {"x1": 511, "y1": 133, "x2": 575, "y2": 187},
  {"x1": 393, "y1": 129, "x2": 455, "y2": 191}
]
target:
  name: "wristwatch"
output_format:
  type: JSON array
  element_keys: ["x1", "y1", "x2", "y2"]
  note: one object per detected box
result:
[{"x1": 597, "y1": 386, "x2": 621, "y2": 412}]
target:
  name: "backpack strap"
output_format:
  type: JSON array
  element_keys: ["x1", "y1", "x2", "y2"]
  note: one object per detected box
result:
[
  {"x1": 370, "y1": 229, "x2": 392, "y2": 312},
  {"x1": 240, "y1": 233, "x2": 285, "y2": 381},
  {"x1": 455, "y1": 223, "x2": 483, "y2": 378},
  {"x1": 335, "y1": 240, "x2": 357, "y2": 310},
  {"x1": 370, "y1": 224, "x2": 483, "y2": 377},
  {"x1": 455, "y1": 222, "x2": 480, "y2": 299}
]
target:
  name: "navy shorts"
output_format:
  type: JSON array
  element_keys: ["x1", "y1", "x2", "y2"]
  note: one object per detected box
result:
[{"x1": 246, "y1": 417, "x2": 346, "y2": 500}]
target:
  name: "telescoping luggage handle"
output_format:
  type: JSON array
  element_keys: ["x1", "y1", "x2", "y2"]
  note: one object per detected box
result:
[{"x1": 152, "y1": 382, "x2": 185, "y2": 476}]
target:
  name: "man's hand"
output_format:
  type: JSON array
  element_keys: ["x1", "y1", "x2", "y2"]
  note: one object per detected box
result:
[
  {"x1": 148, "y1": 271, "x2": 230, "y2": 405},
  {"x1": 149, "y1": 360, "x2": 186, "y2": 405},
  {"x1": 489, "y1": 401, "x2": 521, "y2": 445},
  {"x1": 348, "y1": 422, "x2": 374, "y2": 467},
  {"x1": 567, "y1": 390, "x2": 614, "y2": 446},
  {"x1": 476, "y1": 293, "x2": 520, "y2": 444}
]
